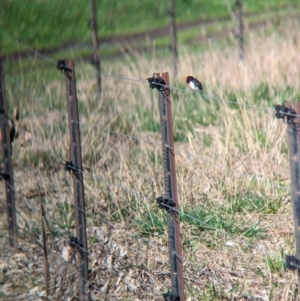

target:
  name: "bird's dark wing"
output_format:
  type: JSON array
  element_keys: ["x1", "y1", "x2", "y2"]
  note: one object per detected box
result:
[{"x1": 195, "y1": 78, "x2": 203, "y2": 90}]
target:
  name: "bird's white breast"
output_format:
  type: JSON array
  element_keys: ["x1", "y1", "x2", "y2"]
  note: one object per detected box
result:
[{"x1": 189, "y1": 81, "x2": 199, "y2": 90}]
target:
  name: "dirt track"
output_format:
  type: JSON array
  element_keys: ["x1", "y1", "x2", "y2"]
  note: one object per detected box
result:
[{"x1": 5, "y1": 4, "x2": 300, "y2": 62}]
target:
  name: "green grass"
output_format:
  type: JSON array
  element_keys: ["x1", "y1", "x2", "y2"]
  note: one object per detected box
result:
[
  {"x1": 19, "y1": 220, "x2": 41, "y2": 240},
  {"x1": 226, "y1": 191, "x2": 282, "y2": 214},
  {"x1": 181, "y1": 206, "x2": 265, "y2": 239},
  {"x1": 136, "y1": 210, "x2": 166, "y2": 237},
  {"x1": 1, "y1": 0, "x2": 300, "y2": 54},
  {"x1": 4, "y1": 2, "x2": 300, "y2": 80},
  {"x1": 1, "y1": 11, "x2": 299, "y2": 301},
  {"x1": 51, "y1": 200, "x2": 75, "y2": 235},
  {"x1": 265, "y1": 251, "x2": 285, "y2": 273}
]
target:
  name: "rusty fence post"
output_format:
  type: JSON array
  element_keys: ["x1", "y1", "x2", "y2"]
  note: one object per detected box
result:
[
  {"x1": 236, "y1": 0, "x2": 244, "y2": 60},
  {"x1": 57, "y1": 60, "x2": 89, "y2": 300},
  {"x1": 169, "y1": 0, "x2": 178, "y2": 75},
  {"x1": 275, "y1": 102, "x2": 300, "y2": 296},
  {"x1": 152, "y1": 72, "x2": 185, "y2": 300},
  {"x1": 0, "y1": 53, "x2": 18, "y2": 250},
  {"x1": 89, "y1": 0, "x2": 102, "y2": 102}
]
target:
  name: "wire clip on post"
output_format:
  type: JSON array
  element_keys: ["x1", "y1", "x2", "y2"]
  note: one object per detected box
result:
[
  {"x1": 146, "y1": 73, "x2": 170, "y2": 96},
  {"x1": 65, "y1": 160, "x2": 80, "y2": 180},
  {"x1": 57, "y1": 60, "x2": 72, "y2": 80},
  {"x1": 0, "y1": 171, "x2": 10, "y2": 181},
  {"x1": 275, "y1": 102, "x2": 300, "y2": 134},
  {"x1": 69, "y1": 236, "x2": 85, "y2": 258},
  {"x1": 157, "y1": 196, "x2": 177, "y2": 215},
  {"x1": 286, "y1": 255, "x2": 300, "y2": 270},
  {"x1": 88, "y1": 20, "x2": 95, "y2": 29},
  {"x1": 274, "y1": 102, "x2": 296, "y2": 123},
  {"x1": 0, "y1": 108, "x2": 7, "y2": 117},
  {"x1": 163, "y1": 291, "x2": 180, "y2": 301}
]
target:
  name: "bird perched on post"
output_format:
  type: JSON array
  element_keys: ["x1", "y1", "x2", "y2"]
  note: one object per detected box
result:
[{"x1": 185, "y1": 76, "x2": 203, "y2": 94}]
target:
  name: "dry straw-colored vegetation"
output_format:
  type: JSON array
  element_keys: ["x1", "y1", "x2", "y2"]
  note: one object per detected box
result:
[{"x1": 1, "y1": 18, "x2": 300, "y2": 301}]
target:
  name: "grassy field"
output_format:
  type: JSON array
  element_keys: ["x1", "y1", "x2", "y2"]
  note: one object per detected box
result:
[
  {"x1": 1, "y1": 0, "x2": 299, "y2": 54},
  {"x1": 1, "y1": 5, "x2": 300, "y2": 301}
]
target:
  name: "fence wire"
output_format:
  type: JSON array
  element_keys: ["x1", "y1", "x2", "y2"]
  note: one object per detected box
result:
[
  {"x1": 0, "y1": 34, "x2": 296, "y2": 300},
  {"x1": 4, "y1": 34, "x2": 297, "y2": 117}
]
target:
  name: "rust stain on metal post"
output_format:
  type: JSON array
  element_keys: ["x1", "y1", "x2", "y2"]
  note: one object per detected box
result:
[
  {"x1": 287, "y1": 102, "x2": 300, "y2": 293},
  {"x1": 89, "y1": 0, "x2": 102, "y2": 101},
  {"x1": 64, "y1": 61, "x2": 89, "y2": 301},
  {"x1": 158, "y1": 72, "x2": 185, "y2": 300},
  {"x1": 0, "y1": 53, "x2": 18, "y2": 250}
]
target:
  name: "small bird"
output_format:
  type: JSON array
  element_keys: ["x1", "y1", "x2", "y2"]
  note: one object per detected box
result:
[{"x1": 185, "y1": 76, "x2": 203, "y2": 94}]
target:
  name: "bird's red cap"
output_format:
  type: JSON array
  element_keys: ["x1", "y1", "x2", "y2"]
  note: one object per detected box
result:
[{"x1": 185, "y1": 76, "x2": 192, "y2": 83}]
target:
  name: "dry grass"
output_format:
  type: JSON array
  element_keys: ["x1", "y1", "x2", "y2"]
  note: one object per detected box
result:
[{"x1": 1, "y1": 18, "x2": 300, "y2": 301}]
